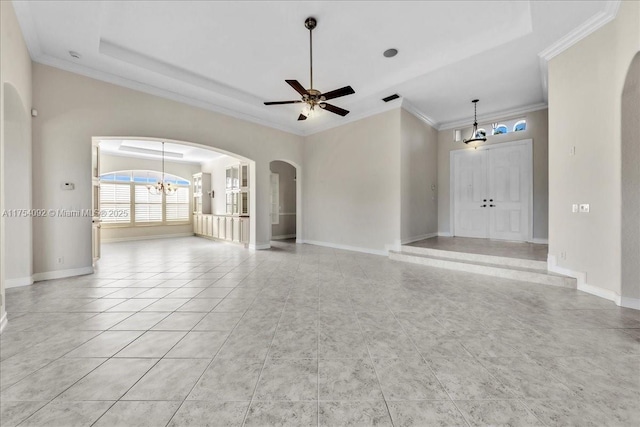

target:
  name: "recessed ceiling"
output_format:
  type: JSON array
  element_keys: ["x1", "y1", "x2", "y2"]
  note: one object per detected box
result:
[
  {"x1": 99, "y1": 139, "x2": 226, "y2": 164},
  {"x1": 13, "y1": 1, "x2": 617, "y2": 135}
]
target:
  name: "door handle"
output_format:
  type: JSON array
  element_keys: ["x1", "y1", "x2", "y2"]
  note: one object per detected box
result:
[
  {"x1": 481, "y1": 204, "x2": 487, "y2": 208},
  {"x1": 490, "y1": 204, "x2": 496, "y2": 207},
  {"x1": 483, "y1": 199, "x2": 487, "y2": 202},
  {"x1": 489, "y1": 199, "x2": 494, "y2": 202}
]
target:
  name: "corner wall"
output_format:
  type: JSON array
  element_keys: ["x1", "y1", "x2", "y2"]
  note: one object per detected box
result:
[
  {"x1": 400, "y1": 109, "x2": 438, "y2": 244},
  {"x1": 437, "y1": 108, "x2": 549, "y2": 242},
  {"x1": 1, "y1": 0, "x2": 33, "y2": 329},
  {"x1": 548, "y1": 0, "x2": 640, "y2": 305}
]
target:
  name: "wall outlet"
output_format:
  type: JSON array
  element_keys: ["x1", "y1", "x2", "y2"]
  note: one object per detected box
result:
[
  {"x1": 572, "y1": 204, "x2": 578, "y2": 213},
  {"x1": 57, "y1": 256, "x2": 64, "y2": 264},
  {"x1": 560, "y1": 251, "x2": 567, "y2": 260},
  {"x1": 570, "y1": 146, "x2": 576, "y2": 156},
  {"x1": 579, "y1": 204, "x2": 590, "y2": 213}
]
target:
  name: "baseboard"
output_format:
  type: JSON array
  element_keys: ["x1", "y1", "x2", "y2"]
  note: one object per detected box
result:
[
  {"x1": 302, "y1": 239, "x2": 387, "y2": 256},
  {"x1": 0, "y1": 312, "x2": 7, "y2": 334},
  {"x1": 401, "y1": 232, "x2": 437, "y2": 245},
  {"x1": 547, "y1": 254, "x2": 639, "y2": 310},
  {"x1": 6, "y1": 276, "x2": 34, "y2": 289},
  {"x1": 32, "y1": 266, "x2": 94, "y2": 282},
  {"x1": 532, "y1": 238, "x2": 549, "y2": 244},
  {"x1": 102, "y1": 232, "x2": 195, "y2": 243},
  {"x1": 249, "y1": 243, "x2": 271, "y2": 250},
  {"x1": 438, "y1": 232, "x2": 453, "y2": 237},
  {"x1": 272, "y1": 234, "x2": 297, "y2": 240}
]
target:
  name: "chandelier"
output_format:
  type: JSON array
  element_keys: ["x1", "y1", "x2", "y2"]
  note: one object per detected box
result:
[
  {"x1": 463, "y1": 99, "x2": 487, "y2": 145},
  {"x1": 147, "y1": 142, "x2": 176, "y2": 196}
]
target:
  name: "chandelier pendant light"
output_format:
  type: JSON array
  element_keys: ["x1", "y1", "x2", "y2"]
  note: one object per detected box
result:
[
  {"x1": 463, "y1": 99, "x2": 487, "y2": 145},
  {"x1": 147, "y1": 142, "x2": 177, "y2": 196}
]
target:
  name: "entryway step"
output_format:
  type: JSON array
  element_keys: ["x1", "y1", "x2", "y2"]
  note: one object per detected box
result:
[{"x1": 389, "y1": 250, "x2": 576, "y2": 289}]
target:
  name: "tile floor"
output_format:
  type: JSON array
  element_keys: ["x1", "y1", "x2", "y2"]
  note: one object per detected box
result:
[
  {"x1": 1, "y1": 237, "x2": 638, "y2": 426},
  {"x1": 409, "y1": 236, "x2": 548, "y2": 261}
]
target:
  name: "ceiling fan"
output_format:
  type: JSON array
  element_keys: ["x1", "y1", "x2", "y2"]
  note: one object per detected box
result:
[{"x1": 263, "y1": 17, "x2": 355, "y2": 121}]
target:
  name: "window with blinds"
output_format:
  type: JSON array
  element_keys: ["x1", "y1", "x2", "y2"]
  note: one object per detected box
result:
[
  {"x1": 166, "y1": 187, "x2": 190, "y2": 221},
  {"x1": 99, "y1": 183, "x2": 131, "y2": 223},
  {"x1": 99, "y1": 170, "x2": 190, "y2": 226}
]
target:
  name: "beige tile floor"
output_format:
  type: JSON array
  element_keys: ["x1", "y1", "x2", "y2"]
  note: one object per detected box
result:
[
  {"x1": 409, "y1": 236, "x2": 548, "y2": 261},
  {"x1": 1, "y1": 237, "x2": 638, "y2": 426}
]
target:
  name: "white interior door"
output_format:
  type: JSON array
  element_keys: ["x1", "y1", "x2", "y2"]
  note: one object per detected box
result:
[
  {"x1": 91, "y1": 140, "x2": 101, "y2": 265},
  {"x1": 488, "y1": 143, "x2": 531, "y2": 241},
  {"x1": 452, "y1": 140, "x2": 532, "y2": 242},
  {"x1": 453, "y1": 150, "x2": 489, "y2": 238}
]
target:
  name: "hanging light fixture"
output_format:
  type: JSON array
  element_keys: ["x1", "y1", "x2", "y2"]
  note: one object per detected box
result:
[
  {"x1": 147, "y1": 142, "x2": 177, "y2": 196},
  {"x1": 463, "y1": 99, "x2": 487, "y2": 145}
]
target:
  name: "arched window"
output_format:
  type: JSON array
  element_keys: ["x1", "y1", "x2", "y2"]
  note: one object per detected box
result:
[
  {"x1": 492, "y1": 124, "x2": 508, "y2": 135},
  {"x1": 513, "y1": 120, "x2": 527, "y2": 132},
  {"x1": 99, "y1": 170, "x2": 190, "y2": 225}
]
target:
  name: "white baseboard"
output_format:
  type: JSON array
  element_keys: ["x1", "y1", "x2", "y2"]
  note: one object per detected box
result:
[
  {"x1": 437, "y1": 232, "x2": 453, "y2": 237},
  {"x1": 401, "y1": 232, "x2": 438, "y2": 245},
  {"x1": 102, "y1": 232, "x2": 195, "y2": 243},
  {"x1": 547, "y1": 254, "x2": 638, "y2": 310},
  {"x1": 32, "y1": 266, "x2": 94, "y2": 282},
  {"x1": 532, "y1": 238, "x2": 549, "y2": 244},
  {"x1": 6, "y1": 276, "x2": 34, "y2": 289},
  {"x1": 302, "y1": 239, "x2": 387, "y2": 256},
  {"x1": 0, "y1": 312, "x2": 7, "y2": 334},
  {"x1": 272, "y1": 234, "x2": 297, "y2": 240},
  {"x1": 249, "y1": 243, "x2": 271, "y2": 250}
]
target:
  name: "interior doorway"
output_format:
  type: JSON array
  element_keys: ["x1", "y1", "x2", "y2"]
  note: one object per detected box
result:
[
  {"x1": 269, "y1": 160, "x2": 297, "y2": 241},
  {"x1": 450, "y1": 139, "x2": 533, "y2": 242}
]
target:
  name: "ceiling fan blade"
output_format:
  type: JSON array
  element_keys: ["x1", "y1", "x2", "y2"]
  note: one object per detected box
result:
[
  {"x1": 297, "y1": 114, "x2": 307, "y2": 121},
  {"x1": 321, "y1": 85, "x2": 355, "y2": 101},
  {"x1": 285, "y1": 80, "x2": 309, "y2": 96},
  {"x1": 320, "y1": 103, "x2": 349, "y2": 116},
  {"x1": 264, "y1": 100, "x2": 303, "y2": 105}
]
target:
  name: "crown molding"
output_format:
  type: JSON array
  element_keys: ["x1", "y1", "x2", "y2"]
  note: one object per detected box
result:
[
  {"x1": 401, "y1": 100, "x2": 438, "y2": 129},
  {"x1": 537, "y1": 0, "x2": 621, "y2": 101},
  {"x1": 438, "y1": 102, "x2": 548, "y2": 131}
]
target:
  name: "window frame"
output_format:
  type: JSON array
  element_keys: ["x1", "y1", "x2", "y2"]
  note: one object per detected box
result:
[{"x1": 99, "y1": 170, "x2": 191, "y2": 228}]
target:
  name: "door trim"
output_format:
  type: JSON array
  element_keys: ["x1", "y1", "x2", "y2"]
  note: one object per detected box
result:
[{"x1": 450, "y1": 139, "x2": 533, "y2": 242}]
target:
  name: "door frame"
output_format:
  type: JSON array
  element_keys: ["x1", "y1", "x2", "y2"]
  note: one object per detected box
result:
[{"x1": 450, "y1": 138, "x2": 533, "y2": 242}]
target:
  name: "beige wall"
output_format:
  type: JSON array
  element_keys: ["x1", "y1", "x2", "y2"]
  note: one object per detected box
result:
[
  {"x1": 32, "y1": 63, "x2": 303, "y2": 278},
  {"x1": 548, "y1": 0, "x2": 640, "y2": 302},
  {"x1": 303, "y1": 109, "x2": 401, "y2": 254},
  {"x1": 437, "y1": 108, "x2": 549, "y2": 241},
  {"x1": 1, "y1": 0, "x2": 33, "y2": 326},
  {"x1": 400, "y1": 109, "x2": 438, "y2": 243},
  {"x1": 270, "y1": 160, "x2": 297, "y2": 238},
  {"x1": 99, "y1": 153, "x2": 200, "y2": 242}
]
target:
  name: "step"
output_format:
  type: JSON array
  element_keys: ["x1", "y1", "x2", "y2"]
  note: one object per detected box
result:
[
  {"x1": 401, "y1": 245, "x2": 548, "y2": 270},
  {"x1": 389, "y1": 250, "x2": 576, "y2": 289}
]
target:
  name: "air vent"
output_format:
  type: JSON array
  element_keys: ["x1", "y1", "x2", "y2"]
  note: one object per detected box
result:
[{"x1": 382, "y1": 94, "x2": 400, "y2": 102}]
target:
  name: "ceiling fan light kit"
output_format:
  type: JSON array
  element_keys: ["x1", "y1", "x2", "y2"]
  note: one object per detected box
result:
[{"x1": 264, "y1": 17, "x2": 355, "y2": 121}]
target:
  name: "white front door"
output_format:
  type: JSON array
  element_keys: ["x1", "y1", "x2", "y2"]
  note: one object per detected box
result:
[{"x1": 451, "y1": 140, "x2": 532, "y2": 241}]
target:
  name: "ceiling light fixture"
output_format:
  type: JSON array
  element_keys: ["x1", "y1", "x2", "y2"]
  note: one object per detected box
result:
[
  {"x1": 463, "y1": 99, "x2": 487, "y2": 145},
  {"x1": 147, "y1": 142, "x2": 177, "y2": 196},
  {"x1": 383, "y1": 48, "x2": 398, "y2": 58}
]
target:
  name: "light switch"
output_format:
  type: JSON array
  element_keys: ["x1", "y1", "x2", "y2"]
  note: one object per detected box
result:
[
  {"x1": 579, "y1": 204, "x2": 590, "y2": 213},
  {"x1": 572, "y1": 204, "x2": 578, "y2": 213},
  {"x1": 570, "y1": 146, "x2": 576, "y2": 156}
]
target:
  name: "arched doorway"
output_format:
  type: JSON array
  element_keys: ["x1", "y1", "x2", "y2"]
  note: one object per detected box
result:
[
  {"x1": 269, "y1": 160, "x2": 300, "y2": 242},
  {"x1": 621, "y1": 52, "x2": 640, "y2": 309}
]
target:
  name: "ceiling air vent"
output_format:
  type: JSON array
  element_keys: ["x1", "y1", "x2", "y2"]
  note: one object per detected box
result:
[{"x1": 382, "y1": 94, "x2": 400, "y2": 103}]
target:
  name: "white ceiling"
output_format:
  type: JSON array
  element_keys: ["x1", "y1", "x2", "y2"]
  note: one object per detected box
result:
[
  {"x1": 13, "y1": 1, "x2": 618, "y2": 135},
  {"x1": 99, "y1": 139, "x2": 226, "y2": 164}
]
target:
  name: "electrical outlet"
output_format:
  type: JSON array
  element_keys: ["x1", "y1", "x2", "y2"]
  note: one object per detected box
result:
[
  {"x1": 57, "y1": 256, "x2": 64, "y2": 264},
  {"x1": 579, "y1": 204, "x2": 590, "y2": 213},
  {"x1": 560, "y1": 251, "x2": 567, "y2": 260},
  {"x1": 570, "y1": 146, "x2": 576, "y2": 156},
  {"x1": 572, "y1": 204, "x2": 578, "y2": 213}
]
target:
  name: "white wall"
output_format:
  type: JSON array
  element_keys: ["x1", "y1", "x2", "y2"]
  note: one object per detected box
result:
[
  {"x1": 303, "y1": 109, "x2": 401, "y2": 255},
  {"x1": 1, "y1": 0, "x2": 33, "y2": 327},
  {"x1": 400, "y1": 108, "x2": 438, "y2": 243},
  {"x1": 548, "y1": 0, "x2": 640, "y2": 304},
  {"x1": 99, "y1": 153, "x2": 200, "y2": 242},
  {"x1": 437, "y1": 108, "x2": 549, "y2": 241},
  {"x1": 32, "y1": 63, "x2": 303, "y2": 279},
  {"x1": 270, "y1": 160, "x2": 297, "y2": 239}
]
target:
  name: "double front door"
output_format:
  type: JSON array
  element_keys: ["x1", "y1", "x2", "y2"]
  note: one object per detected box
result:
[{"x1": 452, "y1": 140, "x2": 532, "y2": 241}]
